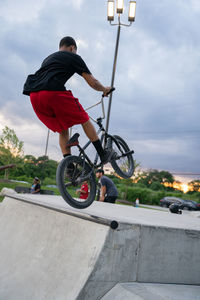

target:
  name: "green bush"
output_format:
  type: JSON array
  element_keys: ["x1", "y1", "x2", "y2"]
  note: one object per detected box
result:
[
  {"x1": 117, "y1": 185, "x2": 200, "y2": 206},
  {"x1": 126, "y1": 187, "x2": 153, "y2": 204},
  {"x1": 42, "y1": 177, "x2": 56, "y2": 186},
  {"x1": 150, "y1": 182, "x2": 164, "y2": 191},
  {"x1": 14, "y1": 175, "x2": 33, "y2": 183}
]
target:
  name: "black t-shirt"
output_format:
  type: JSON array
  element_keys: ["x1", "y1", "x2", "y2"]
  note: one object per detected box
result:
[
  {"x1": 35, "y1": 183, "x2": 41, "y2": 192},
  {"x1": 23, "y1": 51, "x2": 91, "y2": 95}
]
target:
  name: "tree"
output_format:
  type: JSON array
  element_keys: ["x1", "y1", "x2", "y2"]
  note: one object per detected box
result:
[
  {"x1": 189, "y1": 180, "x2": 200, "y2": 192},
  {"x1": 20, "y1": 155, "x2": 38, "y2": 179},
  {"x1": 149, "y1": 181, "x2": 164, "y2": 191},
  {"x1": 0, "y1": 126, "x2": 23, "y2": 158},
  {"x1": 0, "y1": 126, "x2": 24, "y2": 179},
  {"x1": 31, "y1": 156, "x2": 58, "y2": 180},
  {"x1": 136, "y1": 169, "x2": 174, "y2": 189},
  {"x1": 121, "y1": 178, "x2": 133, "y2": 200}
]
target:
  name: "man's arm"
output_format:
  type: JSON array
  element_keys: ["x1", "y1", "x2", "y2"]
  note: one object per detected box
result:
[
  {"x1": 33, "y1": 184, "x2": 41, "y2": 194},
  {"x1": 80, "y1": 188, "x2": 87, "y2": 194},
  {"x1": 100, "y1": 185, "x2": 106, "y2": 202},
  {"x1": 76, "y1": 185, "x2": 87, "y2": 194},
  {"x1": 82, "y1": 73, "x2": 111, "y2": 96},
  {"x1": 32, "y1": 188, "x2": 40, "y2": 194}
]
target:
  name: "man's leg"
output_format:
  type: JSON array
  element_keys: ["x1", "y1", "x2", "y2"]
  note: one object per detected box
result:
[
  {"x1": 104, "y1": 196, "x2": 116, "y2": 203},
  {"x1": 59, "y1": 129, "x2": 71, "y2": 156},
  {"x1": 59, "y1": 120, "x2": 113, "y2": 163},
  {"x1": 59, "y1": 122, "x2": 98, "y2": 157},
  {"x1": 81, "y1": 119, "x2": 99, "y2": 141},
  {"x1": 82, "y1": 120, "x2": 114, "y2": 163},
  {"x1": 82, "y1": 120, "x2": 105, "y2": 158}
]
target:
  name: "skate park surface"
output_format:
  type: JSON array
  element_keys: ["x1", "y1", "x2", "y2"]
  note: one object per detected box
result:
[{"x1": 0, "y1": 193, "x2": 200, "y2": 300}]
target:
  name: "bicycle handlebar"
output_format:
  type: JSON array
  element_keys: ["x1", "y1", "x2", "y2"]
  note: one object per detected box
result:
[
  {"x1": 85, "y1": 87, "x2": 115, "y2": 123},
  {"x1": 102, "y1": 87, "x2": 115, "y2": 97}
]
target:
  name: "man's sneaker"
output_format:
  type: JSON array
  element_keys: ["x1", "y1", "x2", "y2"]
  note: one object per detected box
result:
[{"x1": 100, "y1": 149, "x2": 115, "y2": 165}]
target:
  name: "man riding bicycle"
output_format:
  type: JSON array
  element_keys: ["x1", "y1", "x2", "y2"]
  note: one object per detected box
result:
[{"x1": 23, "y1": 36, "x2": 113, "y2": 164}]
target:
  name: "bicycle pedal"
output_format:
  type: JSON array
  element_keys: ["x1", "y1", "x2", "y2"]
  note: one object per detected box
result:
[{"x1": 66, "y1": 133, "x2": 80, "y2": 148}]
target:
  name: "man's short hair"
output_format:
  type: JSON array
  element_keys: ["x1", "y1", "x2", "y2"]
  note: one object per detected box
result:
[
  {"x1": 59, "y1": 36, "x2": 77, "y2": 49},
  {"x1": 96, "y1": 169, "x2": 104, "y2": 175}
]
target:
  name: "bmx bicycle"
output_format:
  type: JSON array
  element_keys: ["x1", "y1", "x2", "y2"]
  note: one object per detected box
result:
[{"x1": 56, "y1": 88, "x2": 134, "y2": 209}]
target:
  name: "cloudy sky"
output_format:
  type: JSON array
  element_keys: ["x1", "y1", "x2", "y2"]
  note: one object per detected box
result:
[{"x1": 0, "y1": 0, "x2": 200, "y2": 182}]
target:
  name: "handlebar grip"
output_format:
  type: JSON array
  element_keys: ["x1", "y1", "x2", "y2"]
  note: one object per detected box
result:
[{"x1": 102, "y1": 87, "x2": 115, "y2": 97}]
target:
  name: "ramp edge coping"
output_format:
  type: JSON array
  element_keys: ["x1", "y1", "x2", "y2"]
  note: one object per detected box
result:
[{"x1": 3, "y1": 194, "x2": 119, "y2": 230}]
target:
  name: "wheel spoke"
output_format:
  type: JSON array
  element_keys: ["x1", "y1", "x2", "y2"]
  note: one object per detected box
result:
[{"x1": 108, "y1": 135, "x2": 134, "y2": 179}]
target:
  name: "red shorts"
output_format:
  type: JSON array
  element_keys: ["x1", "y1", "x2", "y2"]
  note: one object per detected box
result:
[{"x1": 30, "y1": 90, "x2": 89, "y2": 133}]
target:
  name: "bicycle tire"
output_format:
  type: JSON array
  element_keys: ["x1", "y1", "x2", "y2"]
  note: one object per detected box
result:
[
  {"x1": 107, "y1": 135, "x2": 134, "y2": 179},
  {"x1": 56, "y1": 156, "x2": 96, "y2": 209}
]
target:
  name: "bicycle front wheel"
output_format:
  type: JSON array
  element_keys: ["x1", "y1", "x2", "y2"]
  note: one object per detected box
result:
[
  {"x1": 107, "y1": 135, "x2": 134, "y2": 179},
  {"x1": 56, "y1": 156, "x2": 96, "y2": 209}
]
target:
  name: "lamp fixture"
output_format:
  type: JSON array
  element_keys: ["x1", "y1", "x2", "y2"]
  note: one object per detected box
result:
[
  {"x1": 128, "y1": 1, "x2": 136, "y2": 22},
  {"x1": 107, "y1": 0, "x2": 115, "y2": 21}
]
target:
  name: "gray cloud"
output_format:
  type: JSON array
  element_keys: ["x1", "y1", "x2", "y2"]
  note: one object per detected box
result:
[{"x1": 0, "y1": 0, "x2": 200, "y2": 180}]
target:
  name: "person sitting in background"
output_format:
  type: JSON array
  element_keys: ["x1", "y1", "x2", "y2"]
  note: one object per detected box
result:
[
  {"x1": 31, "y1": 177, "x2": 41, "y2": 194},
  {"x1": 76, "y1": 181, "x2": 89, "y2": 199}
]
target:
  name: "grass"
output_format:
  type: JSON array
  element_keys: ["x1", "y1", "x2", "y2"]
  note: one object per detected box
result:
[
  {"x1": 116, "y1": 200, "x2": 133, "y2": 206},
  {"x1": 0, "y1": 180, "x2": 30, "y2": 202},
  {"x1": 0, "y1": 179, "x2": 61, "y2": 200},
  {"x1": 139, "y1": 205, "x2": 167, "y2": 212},
  {"x1": 115, "y1": 199, "x2": 167, "y2": 212},
  {"x1": 0, "y1": 179, "x2": 31, "y2": 189}
]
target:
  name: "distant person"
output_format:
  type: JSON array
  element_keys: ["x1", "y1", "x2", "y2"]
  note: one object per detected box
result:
[
  {"x1": 30, "y1": 177, "x2": 41, "y2": 194},
  {"x1": 76, "y1": 181, "x2": 89, "y2": 199},
  {"x1": 96, "y1": 169, "x2": 118, "y2": 203},
  {"x1": 23, "y1": 36, "x2": 113, "y2": 165},
  {"x1": 135, "y1": 198, "x2": 140, "y2": 207}
]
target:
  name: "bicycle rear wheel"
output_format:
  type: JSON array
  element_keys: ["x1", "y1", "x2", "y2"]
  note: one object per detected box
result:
[
  {"x1": 107, "y1": 135, "x2": 134, "y2": 179},
  {"x1": 56, "y1": 156, "x2": 96, "y2": 209}
]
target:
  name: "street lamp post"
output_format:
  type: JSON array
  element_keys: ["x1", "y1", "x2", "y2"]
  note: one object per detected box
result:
[
  {"x1": 45, "y1": 129, "x2": 50, "y2": 157},
  {"x1": 106, "y1": 0, "x2": 136, "y2": 132}
]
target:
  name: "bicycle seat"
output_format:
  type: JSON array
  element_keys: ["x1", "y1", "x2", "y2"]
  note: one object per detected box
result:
[{"x1": 66, "y1": 133, "x2": 80, "y2": 148}]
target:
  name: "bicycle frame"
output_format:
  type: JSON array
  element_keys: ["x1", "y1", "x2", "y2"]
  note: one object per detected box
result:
[
  {"x1": 75, "y1": 95, "x2": 130, "y2": 170},
  {"x1": 70, "y1": 90, "x2": 133, "y2": 177},
  {"x1": 85, "y1": 95, "x2": 106, "y2": 123},
  {"x1": 77, "y1": 126, "x2": 109, "y2": 169}
]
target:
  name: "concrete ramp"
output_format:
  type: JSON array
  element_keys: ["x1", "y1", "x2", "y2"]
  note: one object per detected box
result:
[
  {"x1": 0, "y1": 194, "x2": 200, "y2": 300},
  {"x1": 0, "y1": 196, "x2": 109, "y2": 300}
]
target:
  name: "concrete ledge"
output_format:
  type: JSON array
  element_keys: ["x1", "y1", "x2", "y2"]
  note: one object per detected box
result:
[
  {"x1": 0, "y1": 195, "x2": 200, "y2": 300},
  {"x1": 101, "y1": 283, "x2": 200, "y2": 300},
  {"x1": 78, "y1": 223, "x2": 200, "y2": 299},
  {"x1": 138, "y1": 226, "x2": 200, "y2": 284}
]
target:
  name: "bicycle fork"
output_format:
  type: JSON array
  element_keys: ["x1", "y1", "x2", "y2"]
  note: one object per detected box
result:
[{"x1": 107, "y1": 135, "x2": 134, "y2": 159}]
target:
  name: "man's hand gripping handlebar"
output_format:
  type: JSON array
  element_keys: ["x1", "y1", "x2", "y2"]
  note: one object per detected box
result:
[{"x1": 102, "y1": 87, "x2": 115, "y2": 97}]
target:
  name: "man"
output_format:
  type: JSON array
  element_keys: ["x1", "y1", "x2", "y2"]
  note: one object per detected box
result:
[
  {"x1": 96, "y1": 169, "x2": 118, "y2": 203},
  {"x1": 23, "y1": 36, "x2": 113, "y2": 164}
]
